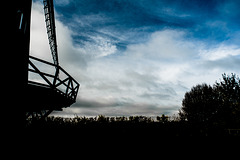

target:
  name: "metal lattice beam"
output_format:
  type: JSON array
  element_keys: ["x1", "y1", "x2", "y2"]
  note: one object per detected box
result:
[{"x1": 43, "y1": 0, "x2": 59, "y2": 67}]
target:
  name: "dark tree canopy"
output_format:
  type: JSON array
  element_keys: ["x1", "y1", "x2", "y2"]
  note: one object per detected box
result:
[
  {"x1": 180, "y1": 83, "x2": 218, "y2": 124},
  {"x1": 214, "y1": 73, "x2": 240, "y2": 127},
  {"x1": 180, "y1": 73, "x2": 240, "y2": 127}
]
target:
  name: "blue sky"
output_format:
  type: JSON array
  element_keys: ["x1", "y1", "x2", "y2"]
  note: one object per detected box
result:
[
  {"x1": 54, "y1": 0, "x2": 240, "y2": 46},
  {"x1": 31, "y1": 0, "x2": 240, "y2": 117}
]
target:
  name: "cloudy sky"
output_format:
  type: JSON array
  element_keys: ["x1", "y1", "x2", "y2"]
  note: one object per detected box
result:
[{"x1": 30, "y1": 0, "x2": 240, "y2": 117}]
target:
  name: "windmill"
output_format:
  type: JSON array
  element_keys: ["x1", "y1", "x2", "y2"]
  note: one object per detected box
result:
[{"x1": 15, "y1": 0, "x2": 80, "y2": 123}]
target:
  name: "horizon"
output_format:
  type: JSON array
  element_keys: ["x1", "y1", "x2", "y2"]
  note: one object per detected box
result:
[{"x1": 30, "y1": 0, "x2": 240, "y2": 117}]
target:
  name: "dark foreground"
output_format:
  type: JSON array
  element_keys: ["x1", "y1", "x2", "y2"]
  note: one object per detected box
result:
[{"x1": 25, "y1": 116, "x2": 239, "y2": 136}]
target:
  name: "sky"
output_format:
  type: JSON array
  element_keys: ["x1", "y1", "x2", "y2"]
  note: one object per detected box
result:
[{"x1": 30, "y1": 0, "x2": 240, "y2": 117}]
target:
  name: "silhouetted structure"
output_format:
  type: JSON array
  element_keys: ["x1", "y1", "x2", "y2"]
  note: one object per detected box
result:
[{"x1": 15, "y1": 0, "x2": 79, "y2": 125}]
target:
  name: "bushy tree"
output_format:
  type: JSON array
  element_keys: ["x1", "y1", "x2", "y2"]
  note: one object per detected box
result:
[
  {"x1": 180, "y1": 73, "x2": 240, "y2": 127},
  {"x1": 214, "y1": 73, "x2": 240, "y2": 127},
  {"x1": 180, "y1": 83, "x2": 218, "y2": 124}
]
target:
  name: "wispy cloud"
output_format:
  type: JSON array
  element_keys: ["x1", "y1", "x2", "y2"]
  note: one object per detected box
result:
[{"x1": 199, "y1": 44, "x2": 240, "y2": 61}]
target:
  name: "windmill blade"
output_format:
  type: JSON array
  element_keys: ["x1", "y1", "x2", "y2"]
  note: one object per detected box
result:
[{"x1": 43, "y1": 0, "x2": 59, "y2": 66}]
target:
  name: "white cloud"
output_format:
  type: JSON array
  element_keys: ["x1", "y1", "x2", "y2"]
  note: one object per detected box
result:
[
  {"x1": 125, "y1": 30, "x2": 197, "y2": 60},
  {"x1": 199, "y1": 44, "x2": 240, "y2": 61},
  {"x1": 30, "y1": 1, "x2": 52, "y2": 62},
  {"x1": 78, "y1": 35, "x2": 117, "y2": 58},
  {"x1": 62, "y1": 30, "x2": 198, "y2": 116}
]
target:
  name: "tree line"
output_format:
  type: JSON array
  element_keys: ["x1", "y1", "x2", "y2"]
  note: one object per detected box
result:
[{"x1": 26, "y1": 73, "x2": 240, "y2": 136}]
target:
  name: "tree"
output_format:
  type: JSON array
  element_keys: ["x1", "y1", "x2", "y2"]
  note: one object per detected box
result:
[
  {"x1": 179, "y1": 73, "x2": 240, "y2": 127},
  {"x1": 156, "y1": 114, "x2": 169, "y2": 123},
  {"x1": 180, "y1": 83, "x2": 218, "y2": 124},
  {"x1": 214, "y1": 73, "x2": 240, "y2": 127}
]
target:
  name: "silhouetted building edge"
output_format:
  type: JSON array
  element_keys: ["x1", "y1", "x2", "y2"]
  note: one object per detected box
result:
[{"x1": 13, "y1": 0, "x2": 32, "y2": 128}]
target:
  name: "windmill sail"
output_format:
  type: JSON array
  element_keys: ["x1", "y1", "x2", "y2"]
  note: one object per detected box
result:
[{"x1": 43, "y1": 0, "x2": 59, "y2": 66}]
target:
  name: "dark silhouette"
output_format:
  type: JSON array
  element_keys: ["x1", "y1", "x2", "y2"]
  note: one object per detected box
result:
[
  {"x1": 25, "y1": 114, "x2": 238, "y2": 136},
  {"x1": 180, "y1": 83, "x2": 217, "y2": 124},
  {"x1": 214, "y1": 73, "x2": 240, "y2": 128},
  {"x1": 180, "y1": 73, "x2": 240, "y2": 128},
  {"x1": 12, "y1": 0, "x2": 32, "y2": 128},
  {"x1": 14, "y1": 0, "x2": 79, "y2": 127}
]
